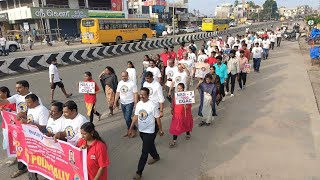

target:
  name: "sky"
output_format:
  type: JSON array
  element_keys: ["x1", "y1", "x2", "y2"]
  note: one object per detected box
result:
[{"x1": 187, "y1": 0, "x2": 319, "y2": 16}]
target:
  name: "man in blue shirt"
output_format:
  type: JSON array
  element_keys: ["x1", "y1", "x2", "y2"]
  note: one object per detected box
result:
[{"x1": 214, "y1": 55, "x2": 228, "y2": 101}]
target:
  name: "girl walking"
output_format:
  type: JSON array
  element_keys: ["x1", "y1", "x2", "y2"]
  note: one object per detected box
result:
[
  {"x1": 83, "y1": 72, "x2": 101, "y2": 122},
  {"x1": 169, "y1": 83, "x2": 193, "y2": 148}
]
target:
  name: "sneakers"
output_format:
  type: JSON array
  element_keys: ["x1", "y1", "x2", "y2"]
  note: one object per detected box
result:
[
  {"x1": 225, "y1": 91, "x2": 229, "y2": 96},
  {"x1": 198, "y1": 121, "x2": 206, "y2": 127},
  {"x1": 222, "y1": 97, "x2": 226, "y2": 102},
  {"x1": 243, "y1": 85, "x2": 246, "y2": 89},
  {"x1": 230, "y1": 94, "x2": 234, "y2": 97},
  {"x1": 147, "y1": 158, "x2": 160, "y2": 165}
]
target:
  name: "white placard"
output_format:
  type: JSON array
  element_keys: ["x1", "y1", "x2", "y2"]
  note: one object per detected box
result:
[
  {"x1": 78, "y1": 82, "x2": 95, "y2": 94},
  {"x1": 175, "y1": 91, "x2": 195, "y2": 105}
]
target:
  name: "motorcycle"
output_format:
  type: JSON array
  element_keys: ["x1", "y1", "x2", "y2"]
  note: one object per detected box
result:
[
  {"x1": 64, "y1": 34, "x2": 81, "y2": 45},
  {"x1": 283, "y1": 30, "x2": 297, "y2": 41}
]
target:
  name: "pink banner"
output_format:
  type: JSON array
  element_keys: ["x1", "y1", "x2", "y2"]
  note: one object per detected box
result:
[
  {"x1": 2, "y1": 111, "x2": 22, "y2": 157},
  {"x1": 1, "y1": 111, "x2": 88, "y2": 180},
  {"x1": 111, "y1": 0, "x2": 122, "y2": 11}
]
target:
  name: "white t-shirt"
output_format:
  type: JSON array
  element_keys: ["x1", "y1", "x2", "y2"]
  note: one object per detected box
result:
[
  {"x1": 276, "y1": 31, "x2": 282, "y2": 38},
  {"x1": 197, "y1": 54, "x2": 208, "y2": 63},
  {"x1": 165, "y1": 65, "x2": 178, "y2": 87},
  {"x1": 63, "y1": 113, "x2": 88, "y2": 146},
  {"x1": 252, "y1": 47, "x2": 264, "y2": 59},
  {"x1": 126, "y1": 68, "x2": 137, "y2": 85},
  {"x1": 0, "y1": 37, "x2": 6, "y2": 46},
  {"x1": 262, "y1": 39, "x2": 270, "y2": 49},
  {"x1": 227, "y1": 37, "x2": 235, "y2": 46},
  {"x1": 172, "y1": 70, "x2": 188, "y2": 90},
  {"x1": 27, "y1": 105, "x2": 49, "y2": 126},
  {"x1": 232, "y1": 43, "x2": 240, "y2": 49},
  {"x1": 7, "y1": 92, "x2": 42, "y2": 113},
  {"x1": 179, "y1": 59, "x2": 194, "y2": 74},
  {"x1": 254, "y1": 38, "x2": 262, "y2": 46},
  {"x1": 49, "y1": 64, "x2": 61, "y2": 83},
  {"x1": 270, "y1": 35, "x2": 276, "y2": 42},
  {"x1": 143, "y1": 80, "x2": 165, "y2": 105},
  {"x1": 188, "y1": 53, "x2": 197, "y2": 63},
  {"x1": 46, "y1": 116, "x2": 64, "y2": 134},
  {"x1": 116, "y1": 80, "x2": 137, "y2": 105},
  {"x1": 134, "y1": 100, "x2": 160, "y2": 134},
  {"x1": 146, "y1": 67, "x2": 162, "y2": 82}
]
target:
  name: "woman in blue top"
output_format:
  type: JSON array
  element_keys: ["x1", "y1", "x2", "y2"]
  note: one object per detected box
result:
[{"x1": 214, "y1": 55, "x2": 228, "y2": 102}]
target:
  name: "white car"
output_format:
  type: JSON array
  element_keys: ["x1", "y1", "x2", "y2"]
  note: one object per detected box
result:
[
  {"x1": 0, "y1": 40, "x2": 20, "y2": 55},
  {"x1": 181, "y1": 27, "x2": 195, "y2": 33}
]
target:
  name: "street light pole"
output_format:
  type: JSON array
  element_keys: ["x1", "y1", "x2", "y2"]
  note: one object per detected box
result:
[{"x1": 172, "y1": 0, "x2": 175, "y2": 43}]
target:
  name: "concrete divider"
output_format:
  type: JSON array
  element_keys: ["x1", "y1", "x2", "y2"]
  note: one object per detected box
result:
[{"x1": 0, "y1": 22, "x2": 272, "y2": 78}]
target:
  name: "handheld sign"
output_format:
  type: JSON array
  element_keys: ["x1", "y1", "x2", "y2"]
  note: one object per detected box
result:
[
  {"x1": 79, "y1": 81, "x2": 95, "y2": 94},
  {"x1": 195, "y1": 62, "x2": 210, "y2": 78},
  {"x1": 244, "y1": 64, "x2": 251, "y2": 73},
  {"x1": 175, "y1": 91, "x2": 195, "y2": 105}
]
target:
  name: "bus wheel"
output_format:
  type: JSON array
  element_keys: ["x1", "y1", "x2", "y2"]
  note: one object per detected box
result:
[
  {"x1": 102, "y1": 43, "x2": 109, "y2": 46},
  {"x1": 116, "y1": 36, "x2": 122, "y2": 44},
  {"x1": 224, "y1": 28, "x2": 226, "y2": 30},
  {"x1": 216, "y1": 28, "x2": 219, "y2": 32},
  {"x1": 141, "y1": 34, "x2": 147, "y2": 41}
]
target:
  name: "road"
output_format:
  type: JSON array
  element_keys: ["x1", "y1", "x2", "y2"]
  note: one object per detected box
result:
[
  {"x1": 2, "y1": 24, "x2": 319, "y2": 180},
  {"x1": 0, "y1": 23, "x2": 259, "y2": 61}
]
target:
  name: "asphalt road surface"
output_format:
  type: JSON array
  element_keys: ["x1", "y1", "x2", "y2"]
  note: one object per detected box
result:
[
  {"x1": 0, "y1": 23, "x2": 264, "y2": 61},
  {"x1": 2, "y1": 23, "x2": 320, "y2": 180}
]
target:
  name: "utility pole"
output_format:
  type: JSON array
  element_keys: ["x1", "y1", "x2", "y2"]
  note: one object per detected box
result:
[{"x1": 172, "y1": 0, "x2": 175, "y2": 43}]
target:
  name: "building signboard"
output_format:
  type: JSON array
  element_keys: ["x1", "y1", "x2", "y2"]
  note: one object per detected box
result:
[
  {"x1": 89, "y1": 11, "x2": 125, "y2": 18},
  {"x1": 31, "y1": 8, "x2": 88, "y2": 19},
  {"x1": 144, "y1": 0, "x2": 167, "y2": 6}
]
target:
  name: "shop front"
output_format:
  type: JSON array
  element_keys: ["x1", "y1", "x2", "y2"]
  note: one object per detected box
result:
[{"x1": 0, "y1": 13, "x2": 9, "y2": 35}]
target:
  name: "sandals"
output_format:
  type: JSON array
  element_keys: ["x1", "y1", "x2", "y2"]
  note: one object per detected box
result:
[
  {"x1": 169, "y1": 142, "x2": 177, "y2": 148},
  {"x1": 198, "y1": 121, "x2": 206, "y2": 127},
  {"x1": 185, "y1": 135, "x2": 191, "y2": 140},
  {"x1": 11, "y1": 169, "x2": 27, "y2": 178}
]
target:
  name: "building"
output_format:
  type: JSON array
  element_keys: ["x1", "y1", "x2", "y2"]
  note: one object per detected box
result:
[
  {"x1": 283, "y1": 8, "x2": 297, "y2": 19},
  {"x1": 215, "y1": 4, "x2": 233, "y2": 18},
  {"x1": 279, "y1": 6, "x2": 286, "y2": 16},
  {"x1": 127, "y1": 0, "x2": 168, "y2": 23},
  {"x1": 297, "y1": 5, "x2": 312, "y2": 16},
  {"x1": 0, "y1": 0, "x2": 128, "y2": 39}
]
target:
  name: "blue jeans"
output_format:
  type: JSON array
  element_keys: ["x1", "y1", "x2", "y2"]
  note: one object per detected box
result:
[
  {"x1": 253, "y1": 58, "x2": 261, "y2": 72},
  {"x1": 121, "y1": 102, "x2": 135, "y2": 129},
  {"x1": 263, "y1": 48, "x2": 269, "y2": 59}
]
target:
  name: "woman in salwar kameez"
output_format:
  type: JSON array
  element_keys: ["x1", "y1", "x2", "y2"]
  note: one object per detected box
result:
[
  {"x1": 169, "y1": 83, "x2": 194, "y2": 148},
  {"x1": 99, "y1": 66, "x2": 119, "y2": 116},
  {"x1": 196, "y1": 74, "x2": 217, "y2": 127}
]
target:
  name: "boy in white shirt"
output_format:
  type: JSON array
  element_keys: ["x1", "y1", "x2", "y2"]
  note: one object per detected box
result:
[
  {"x1": 251, "y1": 43, "x2": 264, "y2": 72},
  {"x1": 262, "y1": 37, "x2": 271, "y2": 60},
  {"x1": 146, "y1": 59, "x2": 162, "y2": 82}
]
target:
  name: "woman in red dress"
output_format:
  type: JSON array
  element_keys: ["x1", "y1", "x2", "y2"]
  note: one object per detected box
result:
[{"x1": 169, "y1": 83, "x2": 193, "y2": 148}]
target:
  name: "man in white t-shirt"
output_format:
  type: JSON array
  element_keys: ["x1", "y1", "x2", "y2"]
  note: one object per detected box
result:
[
  {"x1": 0, "y1": 35, "x2": 8, "y2": 55},
  {"x1": 129, "y1": 87, "x2": 164, "y2": 180},
  {"x1": 169, "y1": 63, "x2": 190, "y2": 96},
  {"x1": 143, "y1": 71, "x2": 165, "y2": 118},
  {"x1": 54, "y1": 100, "x2": 88, "y2": 146},
  {"x1": 19, "y1": 93, "x2": 49, "y2": 180},
  {"x1": 146, "y1": 59, "x2": 162, "y2": 82},
  {"x1": 269, "y1": 32, "x2": 276, "y2": 50},
  {"x1": 262, "y1": 37, "x2": 271, "y2": 60},
  {"x1": 164, "y1": 59, "x2": 178, "y2": 102},
  {"x1": 276, "y1": 29, "x2": 282, "y2": 47},
  {"x1": 46, "y1": 102, "x2": 64, "y2": 137},
  {"x1": 114, "y1": 71, "x2": 138, "y2": 138},
  {"x1": 49, "y1": 58, "x2": 72, "y2": 103},
  {"x1": 251, "y1": 43, "x2": 264, "y2": 72}
]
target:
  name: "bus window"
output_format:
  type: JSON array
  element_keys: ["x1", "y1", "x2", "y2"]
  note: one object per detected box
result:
[
  {"x1": 99, "y1": 20, "x2": 105, "y2": 30},
  {"x1": 82, "y1": 19, "x2": 94, "y2": 27}
]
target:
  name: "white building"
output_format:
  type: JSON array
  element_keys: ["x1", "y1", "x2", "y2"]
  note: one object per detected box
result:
[{"x1": 215, "y1": 3, "x2": 233, "y2": 18}]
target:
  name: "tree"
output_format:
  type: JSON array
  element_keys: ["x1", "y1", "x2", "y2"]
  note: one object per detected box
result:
[
  {"x1": 261, "y1": 0, "x2": 279, "y2": 20},
  {"x1": 247, "y1": 1, "x2": 255, "y2": 8},
  {"x1": 234, "y1": 0, "x2": 239, "y2": 7}
]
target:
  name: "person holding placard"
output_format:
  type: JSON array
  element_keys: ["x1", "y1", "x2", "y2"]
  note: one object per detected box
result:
[
  {"x1": 169, "y1": 83, "x2": 193, "y2": 148},
  {"x1": 238, "y1": 50, "x2": 249, "y2": 90},
  {"x1": 196, "y1": 74, "x2": 217, "y2": 127},
  {"x1": 83, "y1": 72, "x2": 101, "y2": 123}
]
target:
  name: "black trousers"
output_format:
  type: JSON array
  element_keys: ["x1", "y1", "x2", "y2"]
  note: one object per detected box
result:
[
  {"x1": 136, "y1": 130, "x2": 160, "y2": 176},
  {"x1": 271, "y1": 42, "x2": 275, "y2": 50},
  {"x1": 18, "y1": 162, "x2": 26, "y2": 170},
  {"x1": 226, "y1": 73, "x2": 237, "y2": 94},
  {"x1": 173, "y1": 132, "x2": 190, "y2": 140},
  {"x1": 89, "y1": 104, "x2": 100, "y2": 123},
  {"x1": 238, "y1": 72, "x2": 247, "y2": 89},
  {"x1": 220, "y1": 83, "x2": 225, "y2": 97},
  {"x1": 277, "y1": 37, "x2": 281, "y2": 47}
]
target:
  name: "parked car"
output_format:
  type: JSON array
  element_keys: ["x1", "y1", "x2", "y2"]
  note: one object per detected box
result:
[
  {"x1": 229, "y1": 21, "x2": 237, "y2": 27},
  {"x1": 2, "y1": 40, "x2": 20, "y2": 52},
  {"x1": 180, "y1": 27, "x2": 195, "y2": 33},
  {"x1": 166, "y1": 26, "x2": 179, "y2": 35}
]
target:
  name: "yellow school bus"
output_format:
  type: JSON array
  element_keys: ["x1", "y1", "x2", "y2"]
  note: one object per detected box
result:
[
  {"x1": 81, "y1": 18, "x2": 153, "y2": 45},
  {"x1": 201, "y1": 18, "x2": 229, "y2": 32}
]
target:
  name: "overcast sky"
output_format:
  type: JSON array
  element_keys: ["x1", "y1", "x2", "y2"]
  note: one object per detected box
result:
[{"x1": 187, "y1": 0, "x2": 318, "y2": 16}]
